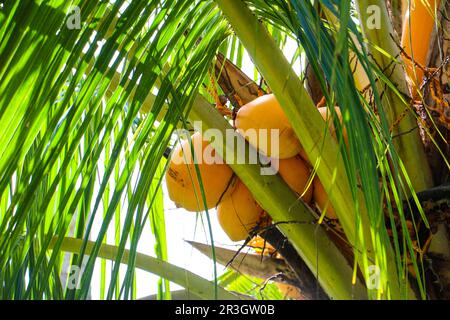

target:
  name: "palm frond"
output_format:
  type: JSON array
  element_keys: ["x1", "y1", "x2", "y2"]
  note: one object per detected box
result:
[{"x1": 0, "y1": 0, "x2": 229, "y2": 299}]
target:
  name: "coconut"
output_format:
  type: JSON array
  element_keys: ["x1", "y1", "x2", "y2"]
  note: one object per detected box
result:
[
  {"x1": 217, "y1": 180, "x2": 268, "y2": 241},
  {"x1": 298, "y1": 148, "x2": 311, "y2": 165},
  {"x1": 401, "y1": 0, "x2": 440, "y2": 92},
  {"x1": 297, "y1": 106, "x2": 347, "y2": 166},
  {"x1": 235, "y1": 94, "x2": 302, "y2": 159},
  {"x1": 317, "y1": 106, "x2": 348, "y2": 146},
  {"x1": 278, "y1": 155, "x2": 313, "y2": 202},
  {"x1": 165, "y1": 132, "x2": 236, "y2": 212},
  {"x1": 312, "y1": 177, "x2": 337, "y2": 220}
]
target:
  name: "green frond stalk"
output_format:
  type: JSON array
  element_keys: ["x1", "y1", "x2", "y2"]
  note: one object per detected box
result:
[
  {"x1": 0, "y1": 0, "x2": 230, "y2": 300},
  {"x1": 50, "y1": 237, "x2": 240, "y2": 300}
]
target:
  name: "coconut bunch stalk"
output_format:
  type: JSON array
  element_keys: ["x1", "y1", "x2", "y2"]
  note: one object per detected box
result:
[{"x1": 49, "y1": 237, "x2": 240, "y2": 300}]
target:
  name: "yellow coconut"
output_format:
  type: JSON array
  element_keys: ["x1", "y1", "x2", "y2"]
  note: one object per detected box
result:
[
  {"x1": 165, "y1": 132, "x2": 236, "y2": 212},
  {"x1": 401, "y1": 0, "x2": 441, "y2": 93},
  {"x1": 298, "y1": 148, "x2": 312, "y2": 166},
  {"x1": 312, "y1": 177, "x2": 337, "y2": 220},
  {"x1": 217, "y1": 180, "x2": 267, "y2": 241},
  {"x1": 298, "y1": 106, "x2": 347, "y2": 166},
  {"x1": 278, "y1": 155, "x2": 313, "y2": 203},
  {"x1": 235, "y1": 94, "x2": 302, "y2": 159},
  {"x1": 317, "y1": 106, "x2": 348, "y2": 146}
]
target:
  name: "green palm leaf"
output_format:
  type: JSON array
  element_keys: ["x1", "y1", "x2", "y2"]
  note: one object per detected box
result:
[{"x1": 1, "y1": 0, "x2": 446, "y2": 300}]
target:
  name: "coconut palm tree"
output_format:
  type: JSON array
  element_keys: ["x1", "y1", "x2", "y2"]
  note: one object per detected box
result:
[{"x1": 0, "y1": 0, "x2": 448, "y2": 300}]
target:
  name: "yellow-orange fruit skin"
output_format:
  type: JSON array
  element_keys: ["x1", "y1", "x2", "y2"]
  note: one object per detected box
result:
[
  {"x1": 217, "y1": 181, "x2": 265, "y2": 241},
  {"x1": 312, "y1": 177, "x2": 337, "y2": 220},
  {"x1": 278, "y1": 155, "x2": 313, "y2": 203},
  {"x1": 317, "y1": 106, "x2": 348, "y2": 146},
  {"x1": 401, "y1": 0, "x2": 441, "y2": 92},
  {"x1": 299, "y1": 107, "x2": 347, "y2": 166},
  {"x1": 235, "y1": 94, "x2": 302, "y2": 159},
  {"x1": 165, "y1": 132, "x2": 236, "y2": 212},
  {"x1": 298, "y1": 148, "x2": 311, "y2": 165}
]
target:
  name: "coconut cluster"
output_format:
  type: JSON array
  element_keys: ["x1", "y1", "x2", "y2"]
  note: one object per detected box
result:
[{"x1": 165, "y1": 93, "x2": 345, "y2": 241}]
